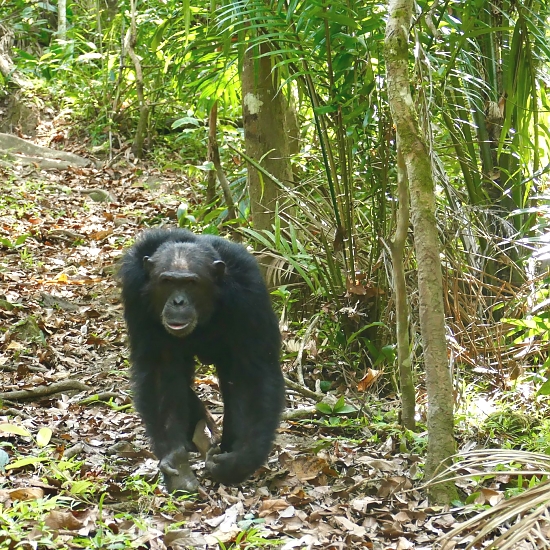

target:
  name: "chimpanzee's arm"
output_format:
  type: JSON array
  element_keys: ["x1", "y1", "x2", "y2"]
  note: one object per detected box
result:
[
  {"x1": 131, "y1": 340, "x2": 205, "y2": 492},
  {"x1": 206, "y1": 354, "x2": 285, "y2": 485}
]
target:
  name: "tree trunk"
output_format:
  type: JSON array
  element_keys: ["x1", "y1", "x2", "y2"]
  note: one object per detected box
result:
[
  {"x1": 57, "y1": 0, "x2": 67, "y2": 41},
  {"x1": 390, "y1": 141, "x2": 415, "y2": 431},
  {"x1": 206, "y1": 102, "x2": 218, "y2": 205},
  {"x1": 207, "y1": 102, "x2": 238, "y2": 226},
  {"x1": 241, "y1": 42, "x2": 293, "y2": 232},
  {"x1": 385, "y1": 0, "x2": 458, "y2": 504},
  {"x1": 126, "y1": 0, "x2": 148, "y2": 159}
]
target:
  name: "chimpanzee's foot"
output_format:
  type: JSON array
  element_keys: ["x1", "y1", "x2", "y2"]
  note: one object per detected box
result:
[{"x1": 159, "y1": 447, "x2": 199, "y2": 493}]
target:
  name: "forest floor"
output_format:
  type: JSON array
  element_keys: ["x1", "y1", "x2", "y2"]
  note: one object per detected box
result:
[{"x1": 0, "y1": 126, "x2": 511, "y2": 549}]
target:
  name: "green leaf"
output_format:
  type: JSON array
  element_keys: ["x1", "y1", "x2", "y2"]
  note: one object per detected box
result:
[
  {"x1": 151, "y1": 19, "x2": 169, "y2": 51},
  {"x1": 36, "y1": 427, "x2": 53, "y2": 447},
  {"x1": 67, "y1": 480, "x2": 94, "y2": 496},
  {"x1": 537, "y1": 379, "x2": 550, "y2": 396},
  {"x1": 0, "y1": 424, "x2": 32, "y2": 438},
  {"x1": 177, "y1": 203, "x2": 189, "y2": 219},
  {"x1": 334, "y1": 404, "x2": 358, "y2": 415},
  {"x1": 172, "y1": 117, "x2": 200, "y2": 129},
  {"x1": 15, "y1": 50, "x2": 36, "y2": 61},
  {"x1": 465, "y1": 492, "x2": 481, "y2": 504},
  {"x1": 316, "y1": 402, "x2": 333, "y2": 414},
  {"x1": 313, "y1": 104, "x2": 338, "y2": 115},
  {"x1": 309, "y1": 7, "x2": 361, "y2": 29},
  {"x1": 15, "y1": 234, "x2": 29, "y2": 246},
  {"x1": 334, "y1": 396, "x2": 345, "y2": 410},
  {"x1": 197, "y1": 161, "x2": 215, "y2": 171},
  {"x1": 202, "y1": 225, "x2": 219, "y2": 235},
  {"x1": 6, "y1": 456, "x2": 47, "y2": 470}
]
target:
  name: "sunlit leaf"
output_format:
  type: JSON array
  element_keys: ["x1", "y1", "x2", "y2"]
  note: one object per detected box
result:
[
  {"x1": 537, "y1": 379, "x2": 550, "y2": 396},
  {"x1": 6, "y1": 456, "x2": 48, "y2": 470},
  {"x1": 36, "y1": 427, "x2": 53, "y2": 447},
  {"x1": 14, "y1": 235, "x2": 29, "y2": 246},
  {"x1": 0, "y1": 424, "x2": 32, "y2": 438},
  {"x1": 197, "y1": 161, "x2": 215, "y2": 171},
  {"x1": 67, "y1": 480, "x2": 94, "y2": 496}
]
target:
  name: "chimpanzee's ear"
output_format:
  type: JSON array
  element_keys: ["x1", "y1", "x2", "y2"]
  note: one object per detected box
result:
[
  {"x1": 213, "y1": 260, "x2": 226, "y2": 278},
  {"x1": 143, "y1": 256, "x2": 155, "y2": 271}
]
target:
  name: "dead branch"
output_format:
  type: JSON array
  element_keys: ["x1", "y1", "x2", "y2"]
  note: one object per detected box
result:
[
  {"x1": 79, "y1": 392, "x2": 124, "y2": 405},
  {"x1": 0, "y1": 380, "x2": 90, "y2": 401},
  {"x1": 284, "y1": 376, "x2": 322, "y2": 400},
  {"x1": 1, "y1": 408, "x2": 33, "y2": 420},
  {"x1": 0, "y1": 364, "x2": 48, "y2": 373},
  {"x1": 282, "y1": 407, "x2": 318, "y2": 420}
]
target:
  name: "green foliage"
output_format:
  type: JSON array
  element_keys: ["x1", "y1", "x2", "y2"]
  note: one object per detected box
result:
[
  {"x1": 0, "y1": 234, "x2": 29, "y2": 249},
  {"x1": 218, "y1": 526, "x2": 277, "y2": 550},
  {"x1": 481, "y1": 409, "x2": 534, "y2": 439},
  {"x1": 210, "y1": 0, "x2": 389, "y2": 277},
  {"x1": 316, "y1": 396, "x2": 357, "y2": 416}
]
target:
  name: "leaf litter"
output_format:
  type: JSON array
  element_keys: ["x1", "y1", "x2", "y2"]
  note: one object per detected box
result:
[{"x1": 0, "y1": 141, "x2": 526, "y2": 549}]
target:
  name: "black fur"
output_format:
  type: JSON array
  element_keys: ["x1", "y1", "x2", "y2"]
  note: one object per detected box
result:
[{"x1": 119, "y1": 228, "x2": 285, "y2": 490}]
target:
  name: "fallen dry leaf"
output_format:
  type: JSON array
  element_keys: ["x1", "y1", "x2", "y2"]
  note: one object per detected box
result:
[
  {"x1": 9, "y1": 487, "x2": 45, "y2": 501},
  {"x1": 333, "y1": 515, "x2": 367, "y2": 538},
  {"x1": 44, "y1": 509, "x2": 85, "y2": 530},
  {"x1": 289, "y1": 455, "x2": 330, "y2": 481}
]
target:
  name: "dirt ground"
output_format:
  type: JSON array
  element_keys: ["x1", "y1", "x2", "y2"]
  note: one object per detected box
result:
[{"x1": 0, "y1": 136, "x2": 472, "y2": 549}]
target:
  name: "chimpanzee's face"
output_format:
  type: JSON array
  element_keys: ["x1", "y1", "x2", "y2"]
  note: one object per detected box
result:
[{"x1": 144, "y1": 242, "x2": 225, "y2": 337}]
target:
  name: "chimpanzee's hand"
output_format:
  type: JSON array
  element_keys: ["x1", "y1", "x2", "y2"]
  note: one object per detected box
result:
[
  {"x1": 159, "y1": 447, "x2": 199, "y2": 493},
  {"x1": 205, "y1": 446, "x2": 251, "y2": 485}
]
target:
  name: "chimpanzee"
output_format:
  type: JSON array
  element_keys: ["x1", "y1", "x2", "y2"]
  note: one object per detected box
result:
[{"x1": 119, "y1": 228, "x2": 285, "y2": 492}]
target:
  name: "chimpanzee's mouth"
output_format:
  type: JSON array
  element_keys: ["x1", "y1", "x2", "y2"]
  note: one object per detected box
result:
[{"x1": 164, "y1": 320, "x2": 197, "y2": 337}]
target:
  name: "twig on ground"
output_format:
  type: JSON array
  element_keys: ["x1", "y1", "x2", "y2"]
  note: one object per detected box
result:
[
  {"x1": 0, "y1": 364, "x2": 48, "y2": 373},
  {"x1": 79, "y1": 392, "x2": 126, "y2": 405},
  {"x1": 284, "y1": 377, "x2": 322, "y2": 400},
  {"x1": 0, "y1": 380, "x2": 90, "y2": 401},
  {"x1": 64, "y1": 443, "x2": 85, "y2": 459},
  {"x1": 1, "y1": 407, "x2": 33, "y2": 419},
  {"x1": 282, "y1": 407, "x2": 318, "y2": 420}
]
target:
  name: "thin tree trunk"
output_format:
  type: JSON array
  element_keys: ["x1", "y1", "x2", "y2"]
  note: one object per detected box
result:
[
  {"x1": 385, "y1": 0, "x2": 458, "y2": 504},
  {"x1": 241, "y1": 42, "x2": 293, "y2": 232},
  {"x1": 390, "y1": 141, "x2": 415, "y2": 430},
  {"x1": 57, "y1": 0, "x2": 67, "y2": 41},
  {"x1": 205, "y1": 101, "x2": 239, "y2": 237},
  {"x1": 126, "y1": 0, "x2": 148, "y2": 159},
  {"x1": 206, "y1": 102, "x2": 218, "y2": 205}
]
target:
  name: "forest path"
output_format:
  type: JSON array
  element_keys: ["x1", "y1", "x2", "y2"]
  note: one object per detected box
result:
[{"x1": 0, "y1": 143, "x2": 444, "y2": 549}]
